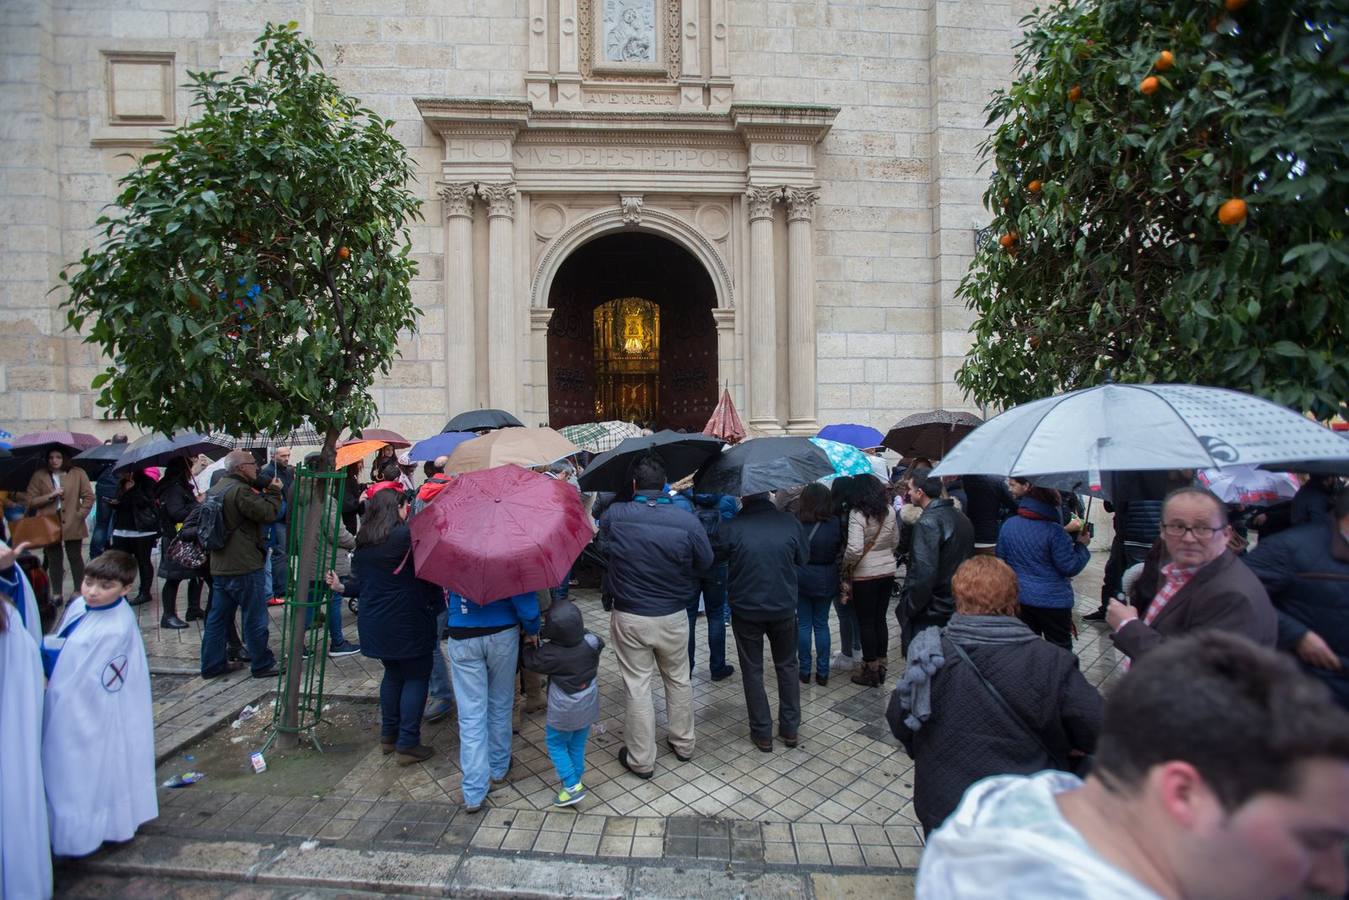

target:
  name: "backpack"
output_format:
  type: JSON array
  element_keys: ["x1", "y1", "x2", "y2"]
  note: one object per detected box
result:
[{"x1": 183, "y1": 484, "x2": 235, "y2": 552}]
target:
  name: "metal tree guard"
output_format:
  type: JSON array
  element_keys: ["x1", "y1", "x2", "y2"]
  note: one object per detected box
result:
[{"x1": 262, "y1": 465, "x2": 346, "y2": 753}]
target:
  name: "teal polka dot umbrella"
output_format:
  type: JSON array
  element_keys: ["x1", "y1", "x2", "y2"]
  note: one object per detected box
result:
[{"x1": 809, "y1": 437, "x2": 876, "y2": 478}]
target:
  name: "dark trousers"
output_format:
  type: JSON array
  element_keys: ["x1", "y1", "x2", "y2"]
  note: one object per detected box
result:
[
  {"x1": 269, "y1": 523, "x2": 288, "y2": 598},
  {"x1": 379, "y1": 655, "x2": 433, "y2": 750},
  {"x1": 850, "y1": 576, "x2": 894, "y2": 663},
  {"x1": 1018, "y1": 605, "x2": 1074, "y2": 650},
  {"x1": 90, "y1": 500, "x2": 114, "y2": 557},
  {"x1": 162, "y1": 577, "x2": 204, "y2": 618},
  {"x1": 686, "y1": 563, "x2": 729, "y2": 675},
  {"x1": 201, "y1": 569, "x2": 274, "y2": 676},
  {"x1": 730, "y1": 614, "x2": 800, "y2": 741},
  {"x1": 112, "y1": 535, "x2": 155, "y2": 599},
  {"x1": 44, "y1": 538, "x2": 85, "y2": 600}
]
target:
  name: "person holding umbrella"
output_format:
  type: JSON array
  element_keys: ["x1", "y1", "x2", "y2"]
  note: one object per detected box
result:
[
  {"x1": 23, "y1": 448, "x2": 94, "y2": 605},
  {"x1": 109, "y1": 469, "x2": 160, "y2": 606},
  {"x1": 89, "y1": 434, "x2": 129, "y2": 558}
]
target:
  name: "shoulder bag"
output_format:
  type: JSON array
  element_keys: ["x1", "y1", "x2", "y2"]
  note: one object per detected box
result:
[
  {"x1": 11, "y1": 509, "x2": 62, "y2": 548},
  {"x1": 838, "y1": 516, "x2": 880, "y2": 606}
]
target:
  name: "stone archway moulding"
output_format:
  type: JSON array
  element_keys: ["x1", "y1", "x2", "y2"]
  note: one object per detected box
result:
[{"x1": 530, "y1": 204, "x2": 734, "y2": 313}]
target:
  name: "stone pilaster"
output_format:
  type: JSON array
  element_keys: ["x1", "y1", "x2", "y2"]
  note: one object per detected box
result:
[
  {"x1": 479, "y1": 182, "x2": 518, "y2": 413},
  {"x1": 438, "y1": 183, "x2": 477, "y2": 416},
  {"x1": 784, "y1": 186, "x2": 820, "y2": 435},
  {"x1": 745, "y1": 186, "x2": 782, "y2": 434}
]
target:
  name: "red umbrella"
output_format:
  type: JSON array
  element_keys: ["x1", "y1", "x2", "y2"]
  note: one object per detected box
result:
[
  {"x1": 11, "y1": 430, "x2": 101, "y2": 454},
  {"x1": 342, "y1": 428, "x2": 411, "y2": 449},
  {"x1": 703, "y1": 388, "x2": 746, "y2": 445},
  {"x1": 408, "y1": 465, "x2": 593, "y2": 603}
]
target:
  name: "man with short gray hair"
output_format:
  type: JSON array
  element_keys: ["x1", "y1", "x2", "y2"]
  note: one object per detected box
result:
[{"x1": 900, "y1": 469, "x2": 974, "y2": 651}]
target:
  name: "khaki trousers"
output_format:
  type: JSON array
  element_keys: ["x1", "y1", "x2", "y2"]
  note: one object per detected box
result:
[{"x1": 611, "y1": 609, "x2": 694, "y2": 773}]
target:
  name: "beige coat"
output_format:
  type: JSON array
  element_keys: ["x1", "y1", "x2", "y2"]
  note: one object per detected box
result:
[
  {"x1": 844, "y1": 507, "x2": 899, "y2": 580},
  {"x1": 24, "y1": 467, "x2": 95, "y2": 540}
]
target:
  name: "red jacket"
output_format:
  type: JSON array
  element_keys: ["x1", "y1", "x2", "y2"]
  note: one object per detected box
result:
[{"x1": 417, "y1": 474, "x2": 452, "y2": 505}]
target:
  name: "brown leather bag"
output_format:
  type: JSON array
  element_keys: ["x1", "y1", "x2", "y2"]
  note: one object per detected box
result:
[{"x1": 11, "y1": 511, "x2": 63, "y2": 547}]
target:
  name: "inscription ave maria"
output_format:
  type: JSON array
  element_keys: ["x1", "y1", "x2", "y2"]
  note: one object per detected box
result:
[{"x1": 514, "y1": 145, "x2": 748, "y2": 172}]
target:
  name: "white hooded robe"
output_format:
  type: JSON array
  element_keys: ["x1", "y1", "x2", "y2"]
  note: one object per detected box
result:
[{"x1": 0, "y1": 596, "x2": 53, "y2": 898}]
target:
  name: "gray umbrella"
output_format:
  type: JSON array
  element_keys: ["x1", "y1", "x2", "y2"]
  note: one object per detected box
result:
[
  {"x1": 113, "y1": 431, "x2": 233, "y2": 473},
  {"x1": 882, "y1": 410, "x2": 984, "y2": 459},
  {"x1": 694, "y1": 437, "x2": 834, "y2": 497},
  {"x1": 443, "y1": 409, "x2": 524, "y2": 433}
]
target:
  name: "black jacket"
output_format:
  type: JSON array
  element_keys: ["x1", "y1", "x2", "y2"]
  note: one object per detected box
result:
[
  {"x1": 342, "y1": 473, "x2": 363, "y2": 535},
  {"x1": 598, "y1": 497, "x2": 713, "y2": 617},
  {"x1": 962, "y1": 475, "x2": 1016, "y2": 546},
  {"x1": 904, "y1": 499, "x2": 974, "y2": 626},
  {"x1": 154, "y1": 475, "x2": 201, "y2": 581},
  {"x1": 1245, "y1": 516, "x2": 1349, "y2": 709},
  {"x1": 346, "y1": 523, "x2": 444, "y2": 660},
  {"x1": 797, "y1": 515, "x2": 844, "y2": 600},
  {"x1": 112, "y1": 473, "x2": 159, "y2": 533},
  {"x1": 522, "y1": 599, "x2": 605, "y2": 694},
  {"x1": 887, "y1": 626, "x2": 1103, "y2": 832},
  {"x1": 715, "y1": 496, "x2": 807, "y2": 621}
]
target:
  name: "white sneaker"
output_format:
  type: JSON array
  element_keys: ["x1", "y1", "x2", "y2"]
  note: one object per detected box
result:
[{"x1": 830, "y1": 653, "x2": 857, "y2": 672}]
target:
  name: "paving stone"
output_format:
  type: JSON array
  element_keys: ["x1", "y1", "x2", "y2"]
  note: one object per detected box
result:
[
  {"x1": 629, "y1": 867, "x2": 807, "y2": 899},
  {"x1": 811, "y1": 872, "x2": 917, "y2": 900},
  {"x1": 258, "y1": 845, "x2": 459, "y2": 894},
  {"x1": 77, "y1": 836, "x2": 274, "y2": 881},
  {"x1": 450, "y1": 855, "x2": 628, "y2": 899}
]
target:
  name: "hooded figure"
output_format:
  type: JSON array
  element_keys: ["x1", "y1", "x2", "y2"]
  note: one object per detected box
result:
[{"x1": 523, "y1": 599, "x2": 605, "y2": 732}]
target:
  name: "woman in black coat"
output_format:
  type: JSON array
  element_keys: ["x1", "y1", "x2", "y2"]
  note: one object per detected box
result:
[
  {"x1": 154, "y1": 456, "x2": 205, "y2": 629},
  {"x1": 326, "y1": 487, "x2": 444, "y2": 765},
  {"x1": 110, "y1": 470, "x2": 160, "y2": 606},
  {"x1": 887, "y1": 555, "x2": 1102, "y2": 835},
  {"x1": 795, "y1": 483, "x2": 844, "y2": 685}
]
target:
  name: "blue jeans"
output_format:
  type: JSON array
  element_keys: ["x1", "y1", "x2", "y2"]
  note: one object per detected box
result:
[
  {"x1": 446, "y1": 628, "x2": 518, "y2": 807},
  {"x1": 686, "y1": 563, "x2": 729, "y2": 675},
  {"x1": 379, "y1": 655, "x2": 432, "y2": 750},
  {"x1": 90, "y1": 498, "x2": 114, "y2": 558},
  {"x1": 550, "y1": 565, "x2": 573, "y2": 605},
  {"x1": 428, "y1": 608, "x2": 454, "y2": 703},
  {"x1": 834, "y1": 596, "x2": 862, "y2": 655},
  {"x1": 201, "y1": 569, "x2": 275, "y2": 676},
  {"x1": 544, "y1": 725, "x2": 590, "y2": 789},
  {"x1": 303, "y1": 587, "x2": 349, "y2": 647},
  {"x1": 797, "y1": 594, "x2": 832, "y2": 678},
  {"x1": 268, "y1": 524, "x2": 288, "y2": 598}
]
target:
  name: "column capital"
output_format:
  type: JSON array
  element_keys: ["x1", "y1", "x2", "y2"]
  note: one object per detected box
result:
[
  {"x1": 745, "y1": 186, "x2": 781, "y2": 222},
  {"x1": 478, "y1": 182, "x2": 517, "y2": 219},
  {"x1": 437, "y1": 182, "x2": 476, "y2": 219},
  {"x1": 784, "y1": 186, "x2": 820, "y2": 223}
]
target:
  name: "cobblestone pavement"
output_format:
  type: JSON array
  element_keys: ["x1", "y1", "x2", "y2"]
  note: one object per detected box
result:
[{"x1": 65, "y1": 555, "x2": 1123, "y2": 895}]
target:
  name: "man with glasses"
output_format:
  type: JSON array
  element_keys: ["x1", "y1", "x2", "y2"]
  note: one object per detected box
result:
[{"x1": 1106, "y1": 487, "x2": 1275, "y2": 663}]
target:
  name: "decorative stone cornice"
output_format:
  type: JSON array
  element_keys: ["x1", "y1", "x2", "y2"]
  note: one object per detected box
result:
[
  {"x1": 784, "y1": 187, "x2": 820, "y2": 223},
  {"x1": 478, "y1": 183, "x2": 517, "y2": 219},
  {"x1": 620, "y1": 194, "x2": 644, "y2": 225},
  {"x1": 437, "y1": 182, "x2": 476, "y2": 218},
  {"x1": 746, "y1": 186, "x2": 781, "y2": 222}
]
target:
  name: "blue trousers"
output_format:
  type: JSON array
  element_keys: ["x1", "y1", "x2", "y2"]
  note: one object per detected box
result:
[
  {"x1": 797, "y1": 594, "x2": 832, "y2": 678},
  {"x1": 834, "y1": 596, "x2": 862, "y2": 655},
  {"x1": 544, "y1": 725, "x2": 590, "y2": 789},
  {"x1": 200, "y1": 569, "x2": 275, "y2": 677},
  {"x1": 686, "y1": 563, "x2": 729, "y2": 675},
  {"x1": 446, "y1": 629, "x2": 518, "y2": 807},
  {"x1": 428, "y1": 608, "x2": 454, "y2": 702},
  {"x1": 379, "y1": 654, "x2": 432, "y2": 750},
  {"x1": 303, "y1": 587, "x2": 348, "y2": 647}
]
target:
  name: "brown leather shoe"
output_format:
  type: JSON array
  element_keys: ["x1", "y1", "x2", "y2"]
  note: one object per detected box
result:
[
  {"x1": 753, "y1": 737, "x2": 773, "y2": 753},
  {"x1": 779, "y1": 733, "x2": 799, "y2": 748},
  {"x1": 395, "y1": 744, "x2": 435, "y2": 766}
]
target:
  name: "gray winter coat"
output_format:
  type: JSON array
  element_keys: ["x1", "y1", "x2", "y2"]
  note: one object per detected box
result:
[{"x1": 522, "y1": 600, "x2": 606, "y2": 731}]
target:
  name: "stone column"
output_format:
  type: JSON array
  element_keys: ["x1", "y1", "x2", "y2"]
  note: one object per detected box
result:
[
  {"x1": 439, "y1": 183, "x2": 477, "y2": 415},
  {"x1": 745, "y1": 186, "x2": 781, "y2": 433},
  {"x1": 479, "y1": 182, "x2": 518, "y2": 412},
  {"x1": 784, "y1": 186, "x2": 820, "y2": 435}
]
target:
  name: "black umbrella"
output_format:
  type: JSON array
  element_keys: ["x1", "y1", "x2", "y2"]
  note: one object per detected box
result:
[
  {"x1": 694, "y1": 437, "x2": 834, "y2": 497},
  {"x1": 1260, "y1": 458, "x2": 1349, "y2": 477},
  {"x1": 112, "y1": 431, "x2": 232, "y2": 473},
  {"x1": 882, "y1": 410, "x2": 983, "y2": 459},
  {"x1": 443, "y1": 409, "x2": 524, "y2": 433},
  {"x1": 578, "y1": 431, "x2": 725, "y2": 493},
  {"x1": 0, "y1": 433, "x2": 99, "y2": 492},
  {"x1": 0, "y1": 452, "x2": 45, "y2": 493},
  {"x1": 72, "y1": 441, "x2": 130, "y2": 479}
]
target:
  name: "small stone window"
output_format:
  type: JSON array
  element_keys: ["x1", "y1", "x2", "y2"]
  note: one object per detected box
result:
[{"x1": 103, "y1": 51, "x2": 175, "y2": 125}]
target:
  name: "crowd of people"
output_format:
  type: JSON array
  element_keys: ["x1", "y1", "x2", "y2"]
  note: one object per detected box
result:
[{"x1": 2, "y1": 426, "x2": 1348, "y2": 899}]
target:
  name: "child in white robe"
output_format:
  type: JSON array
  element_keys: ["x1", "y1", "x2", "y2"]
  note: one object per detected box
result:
[
  {"x1": 1, "y1": 546, "x2": 53, "y2": 899},
  {"x1": 41, "y1": 549, "x2": 157, "y2": 857}
]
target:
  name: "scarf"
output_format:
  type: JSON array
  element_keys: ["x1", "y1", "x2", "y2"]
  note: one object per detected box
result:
[
  {"x1": 1016, "y1": 496, "x2": 1059, "y2": 521},
  {"x1": 896, "y1": 625, "x2": 945, "y2": 732},
  {"x1": 943, "y1": 613, "x2": 1039, "y2": 646}
]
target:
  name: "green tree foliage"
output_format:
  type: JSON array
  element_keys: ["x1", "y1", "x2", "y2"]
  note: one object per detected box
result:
[
  {"x1": 956, "y1": 0, "x2": 1347, "y2": 418},
  {"x1": 61, "y1": 22, "x2": 423, "y2": 456}
]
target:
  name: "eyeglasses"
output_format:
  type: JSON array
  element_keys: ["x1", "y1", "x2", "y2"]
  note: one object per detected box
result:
[{"x1": 1161, "y1": 522, "x2": 1222, "y2": 540}]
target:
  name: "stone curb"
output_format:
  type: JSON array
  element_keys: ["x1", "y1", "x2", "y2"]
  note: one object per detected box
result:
[{"x1": 63, "y1": 834, "x2": 917, "y2": 898}]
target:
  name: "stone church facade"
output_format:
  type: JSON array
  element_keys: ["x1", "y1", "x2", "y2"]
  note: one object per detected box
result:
[{"x1": 2, "y1": 0, "x2": 1032, "y2": 440}]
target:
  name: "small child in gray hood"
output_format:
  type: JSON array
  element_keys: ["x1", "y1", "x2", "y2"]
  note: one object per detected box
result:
[{"x1": 522, "y1": 599, "x2": 604, "y2": 807}]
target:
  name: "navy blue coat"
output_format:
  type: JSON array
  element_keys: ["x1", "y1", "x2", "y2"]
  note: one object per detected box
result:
[
  {"x1": 346, "y1": 523, "x2": 444, "y2": 661},
  {"x1": 1244, "y1": 516, "x2": 1349, "y2": 709},
  {"x1": 796, "y1": 515, "x2": 843, "y2": 600},
  {"x1": 996, "y1": 498, "x2": 1090, "y2": 609},
  {"x1": 598, "y1": 496, "x2": 713, "y2": 617},
  {"x1": 715, "y1": 496, "x2": 808, "y2": 621}
]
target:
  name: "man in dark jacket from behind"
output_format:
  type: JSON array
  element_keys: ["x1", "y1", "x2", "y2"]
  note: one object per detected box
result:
[
  {"x1": 962, "y1": 474, "x2": 1016, "y2": 554},
  {"x1": 901, "y1": 470, "x2": 975, "y2": 651},
  {"x1": 715, "y1": 493, "x2": 808, "y2": 751},
  {"x1": 599, "y1": 456, "x2": 712, "y2": 777},
  {"x1": 200, "y1": 450, "x2": 284, "y2": 679},
  {"x1": 1245, "y1": 489, "x2": 1349, "y2": 710}
]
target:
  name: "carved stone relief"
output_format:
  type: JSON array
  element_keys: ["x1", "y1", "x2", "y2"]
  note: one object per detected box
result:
[
  {"x1": 579, "y1": 0, "x2": 680, "y2": 81},
  {"x1": 437, "y1": 182, "x2": 476, "y2": 218},
  {"x1": 620, "y1": 194, "x2": 644, "y2": 225}
]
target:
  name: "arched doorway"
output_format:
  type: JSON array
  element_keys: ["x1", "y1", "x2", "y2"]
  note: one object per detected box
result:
[{"x1": 547, "y1": 232, "x2": 719, "y2": 431}]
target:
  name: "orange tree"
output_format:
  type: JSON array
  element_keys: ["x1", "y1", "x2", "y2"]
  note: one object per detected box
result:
[{"x1": 956, "y1": 0, "x2": 1347, "y2": 418}]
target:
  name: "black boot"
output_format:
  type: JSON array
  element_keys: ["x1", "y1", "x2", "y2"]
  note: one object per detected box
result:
[{"x1": 161, "y1": 614, "x2": 188, "y2": 629}]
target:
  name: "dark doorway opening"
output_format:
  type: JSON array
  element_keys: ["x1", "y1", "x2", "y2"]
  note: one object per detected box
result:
[{"x1": 546, "y1": 232, "x2": 718, "y2": 432}]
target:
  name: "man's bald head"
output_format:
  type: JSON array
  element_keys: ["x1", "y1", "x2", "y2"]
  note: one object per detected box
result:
[
  {"x1": 433, "y1": 455, "x2": 449, "y2": 473},
  {"x1": 224, "y1": 449, "x2": 257, "y2": 474}
]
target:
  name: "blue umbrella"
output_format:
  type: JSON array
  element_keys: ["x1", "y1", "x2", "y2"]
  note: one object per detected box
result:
[
  {"x1": 809, "y1": 438, "x2": 877, "y2": 478},
  {"x1": 408, "y1": 432, "x2": 477, "y2": 462},
  {"x1": 817, "y1": 423, "x2": 885, "y2": 450}
]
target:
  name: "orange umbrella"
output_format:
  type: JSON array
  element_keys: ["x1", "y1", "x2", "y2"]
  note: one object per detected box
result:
[
  {"x1": 335, "y1": 439, "x2": 387, "y2": 469},
  {"x1": 445, "y1": 427, "x2": 580, "y2": 474},
  {"x1": 703, "y1": 388, "x2": 746, "y2": 444}
]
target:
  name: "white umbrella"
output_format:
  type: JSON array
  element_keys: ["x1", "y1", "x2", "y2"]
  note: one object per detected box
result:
[
  {"x1": 930, "y1": 383, "x2": 1349, "y2": 490},
  {"x1": 1198, "y1": 466, "x2": 1299, "y2": 506}
]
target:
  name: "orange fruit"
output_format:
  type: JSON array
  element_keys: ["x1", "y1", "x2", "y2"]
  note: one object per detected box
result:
[
  {"x1": 999, "y1": 231, "x2": 1019, "y2": 248},
  {"x1": 1155, "y1": 50, "x2": 1174, "y2": 71},
  {"x1": 1217, "y1": 198, "x2": 1247, "y2": 226},
  {"x1": 1028, "y1": 179, "x2": 1043, "y2": 193},
  {"x1": 1067, "y1": 85, "x2": 1083, "y2": 102},
  {"x1": 338, "y1": 246, "x2": 350, "y2": 260},
  {"x1": 1225, "y1": 0, "x2": 1247, "y2": 10},
  {"x1": 1140, "y1": 76, "x2": 1160, "y2": 95}
]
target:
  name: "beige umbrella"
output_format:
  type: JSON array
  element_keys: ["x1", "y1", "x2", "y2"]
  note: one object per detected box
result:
[{"x1": 446, "y1": 427, "x2": 581, "y2": 473}]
